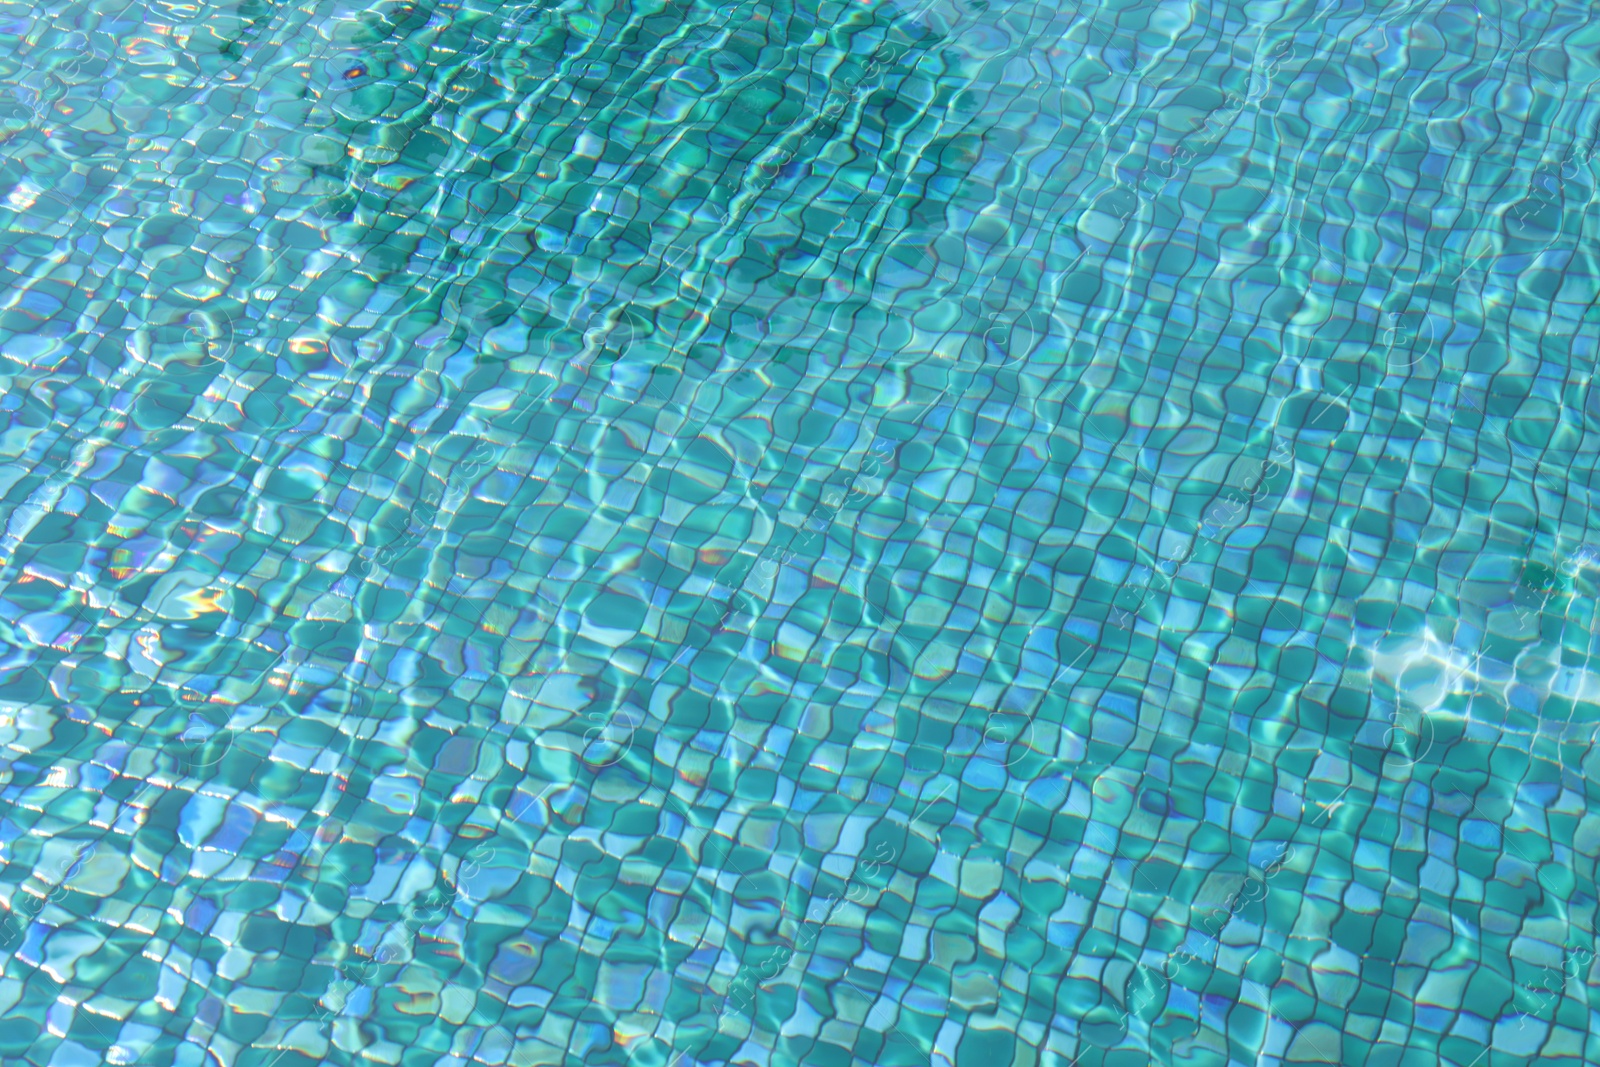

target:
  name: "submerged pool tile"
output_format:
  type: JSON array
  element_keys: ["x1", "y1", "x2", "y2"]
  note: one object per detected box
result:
[{"x1": 1, "y1": 0, "x2": 1599, "y2": 1064}]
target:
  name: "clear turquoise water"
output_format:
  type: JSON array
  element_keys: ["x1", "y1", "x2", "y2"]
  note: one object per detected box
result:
[{"x1": 2, "y1": 0, "x2": 1600, "y2": 1064}]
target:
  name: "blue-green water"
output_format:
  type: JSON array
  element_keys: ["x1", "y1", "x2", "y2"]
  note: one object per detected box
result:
[{"x1": 2, "y1": 0, "x2": 1599, "y2": 1063}]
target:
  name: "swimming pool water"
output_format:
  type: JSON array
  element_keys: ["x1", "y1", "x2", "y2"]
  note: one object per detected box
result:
[{"x1": 2, "y1": 0, "x2": 1600, "y2": 1064}]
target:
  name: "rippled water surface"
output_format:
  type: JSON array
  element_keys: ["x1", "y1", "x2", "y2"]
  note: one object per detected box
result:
[{"x1": 3, "y1": 0, "x2": 1600, "y2": 1064}]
